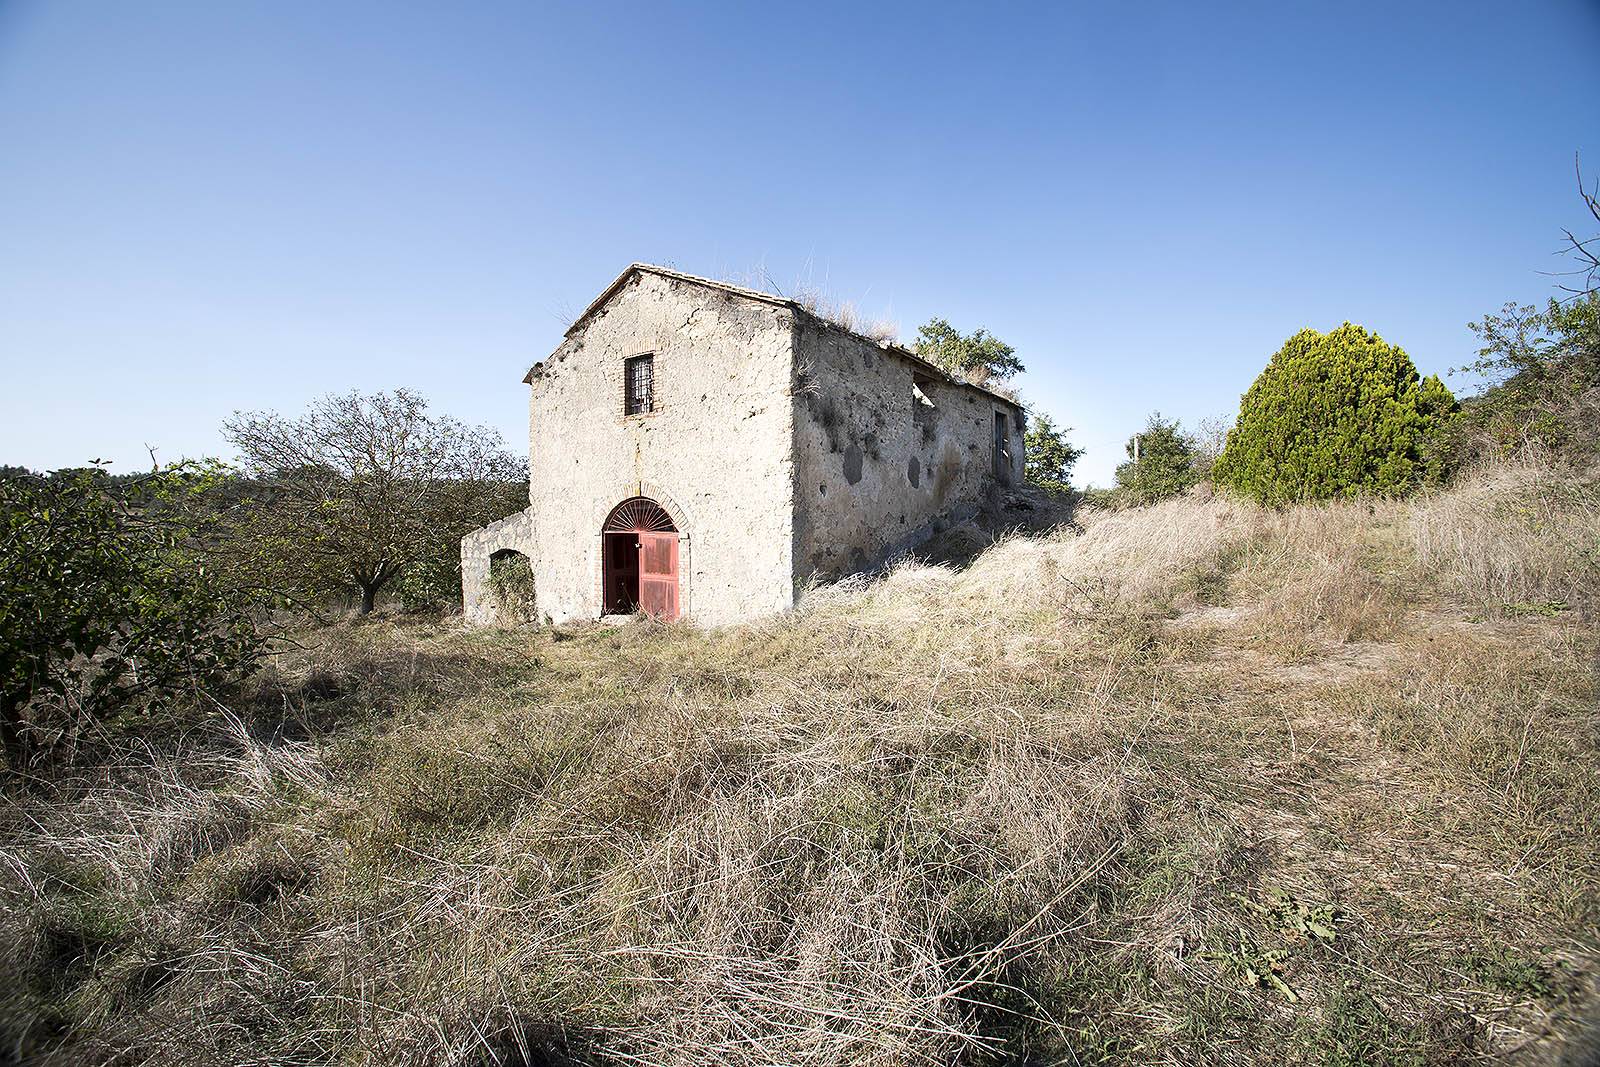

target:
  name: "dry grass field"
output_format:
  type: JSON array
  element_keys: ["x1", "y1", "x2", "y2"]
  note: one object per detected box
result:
[{"x1": 2, "y1": 458, "x2": 1597, "y2": 1066}]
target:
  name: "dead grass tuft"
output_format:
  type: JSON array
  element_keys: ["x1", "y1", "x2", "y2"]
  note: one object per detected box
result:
[
  {"x1": 1412, "y1": 457, "x2": 1600, "y2": 616},
  {"x1": 792, "y1": 285, "x2": 900, "y2": 345}
]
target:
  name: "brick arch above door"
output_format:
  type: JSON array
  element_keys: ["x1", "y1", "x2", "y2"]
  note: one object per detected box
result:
[{"x1": 588, "y1": 481, "x2": 694, "y2": 621}]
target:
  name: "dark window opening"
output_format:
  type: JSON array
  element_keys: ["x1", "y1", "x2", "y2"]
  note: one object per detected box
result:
[
  {"x1": 993, "y1": 410, "x2": 1013, "y2": 485},
  {"x1": 625, "y1": 354, "x2": 654, "y2": 415}
]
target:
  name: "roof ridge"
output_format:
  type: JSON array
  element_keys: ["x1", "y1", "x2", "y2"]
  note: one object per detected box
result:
[
  {"x1": 627, "y1": 263, "x2": 796, "y2": 310},
  {"x1": 564, "y1": 263, "x2": 792, "y2": 340},
  {"x1": 539, "y1": 263, "x2": 1022, "y2": 409}
]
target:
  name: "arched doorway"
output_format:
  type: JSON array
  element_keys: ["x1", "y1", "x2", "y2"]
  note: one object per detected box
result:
[{"x1": 602, "y1": 497, "x2": 679, "y2": 620}]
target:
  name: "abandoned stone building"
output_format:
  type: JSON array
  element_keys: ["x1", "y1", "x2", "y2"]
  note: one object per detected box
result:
[{"x1": 461, "y1": 264, "x2": 1026, "y2": 627}]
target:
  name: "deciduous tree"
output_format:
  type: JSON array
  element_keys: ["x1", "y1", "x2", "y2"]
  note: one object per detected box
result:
[
  {"x1": 912, "y1": 319, "x2": 1024, "y2": 383},
  {"x1": 223, "y1": 390, "x2": 525, "y2": 614}
]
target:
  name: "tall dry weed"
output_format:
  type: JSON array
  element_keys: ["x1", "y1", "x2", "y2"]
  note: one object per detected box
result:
[{"x1": 1412, "y1": 456, "x2": 1600, "y2": 613}]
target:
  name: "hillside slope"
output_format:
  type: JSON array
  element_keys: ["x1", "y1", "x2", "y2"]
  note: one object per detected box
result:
[{"x1": 3, "y1": 460, "x2": 1598, "y2": 1066}]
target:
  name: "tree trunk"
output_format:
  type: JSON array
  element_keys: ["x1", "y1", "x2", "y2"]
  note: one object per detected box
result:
[{"x1": 355, "y1": 563, "x2": 399, "y2": 616}]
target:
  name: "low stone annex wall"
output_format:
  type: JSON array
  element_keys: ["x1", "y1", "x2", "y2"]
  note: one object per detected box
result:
[{"x1": 460, "y1": 507, "x2": 535, "y2": 625}]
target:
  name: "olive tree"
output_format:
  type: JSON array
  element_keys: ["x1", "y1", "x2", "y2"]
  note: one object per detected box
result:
[{"x1": 224, "y1": 390, "x2": 525, "y2": 614}]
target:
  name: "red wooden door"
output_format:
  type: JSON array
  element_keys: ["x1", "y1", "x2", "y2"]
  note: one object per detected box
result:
[{"x1": 636, "y1": 532, "x2": 679, "y2": 621}]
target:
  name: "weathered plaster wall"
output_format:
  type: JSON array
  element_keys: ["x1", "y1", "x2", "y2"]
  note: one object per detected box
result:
[
  {"x1": 522, "y1": 272, "x2": 797, "y2": 627},
  {"x1": 791, "y1": 318, "x2": 1024, "y2": 581}
]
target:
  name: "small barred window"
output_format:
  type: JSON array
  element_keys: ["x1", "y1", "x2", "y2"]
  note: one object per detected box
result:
[{"x1": 624, "y1": 354, "x2": 654, "y2": 415}]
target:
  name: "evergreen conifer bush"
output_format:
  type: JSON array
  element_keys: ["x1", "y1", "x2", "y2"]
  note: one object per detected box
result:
[{"x1": 1214, "y1": 324, "x2": 1456, "y2": 504}]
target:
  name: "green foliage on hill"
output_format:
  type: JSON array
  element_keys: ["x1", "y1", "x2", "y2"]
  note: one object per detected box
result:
[
  {"x1": 1214, "y1": 324, "x2": 1457, "y2": 505},
  {"x1": 1022, "y1": 412, "x2": 1083, "y2": 495},
  {"x1": 1114, "y1": 413, "x2": 1200, "y2": 505}
]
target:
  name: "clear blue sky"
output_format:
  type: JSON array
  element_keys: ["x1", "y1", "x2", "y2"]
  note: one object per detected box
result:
[{"x1": 2, "y1": 1, "x2": 1596, "y2": 486}]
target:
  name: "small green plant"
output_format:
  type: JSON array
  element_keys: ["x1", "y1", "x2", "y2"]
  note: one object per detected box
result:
[
  {"x1": 1467, "y1": 947, "x2": 1556, "y2": 1000},
  {"x1": 1205, "y1": 935, "x2": 1299, "y2": 1002},
  {"x1": 1207, "y1": 890, "x2": 1346, "y2": 1006},
  {"x1": 1232, "y1": 887, "x2": 1344, "y2": 944}
]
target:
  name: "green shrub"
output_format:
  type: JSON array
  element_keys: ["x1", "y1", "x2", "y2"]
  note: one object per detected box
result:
[
  {"x1": 1448, "y1": 296, "x2": 1599, "y2": 466},
  {"x1": 395, "y1": 551, "x2": 461, "y2": 613},
  {"x1": 1214, "y1": 324, "x2": 1456, "y2": 505},
  {"x1": 1114, "y1": 413, "x2": 1200, "y2": 505},
  {"x1": 1022, "y1": 412, "x2": 1083, "y2": 496},
  {"x1": 0, "y1": 466, "x2": 273, "y2": 763}
]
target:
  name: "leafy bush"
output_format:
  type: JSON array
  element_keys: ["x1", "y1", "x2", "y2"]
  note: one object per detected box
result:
[
  {"x1": 0, "y1": 466, "x2": 272, "y2": 763},
  {"x1": 1214, "y1": 324, "x2": 1457, "y2": 505},
  {"x1": 1114, "y1": 413, "x2": 1200, "y2": 505},
  {"x1": 1447, "y1": 296, "x2": 1599, "y2": 466},
  {"x1": 395, "y1": 552, "x2": 463, "y2": 613},
  {"x1": 1022, "y1": 412, "x2": 1083, "y2": 496}
]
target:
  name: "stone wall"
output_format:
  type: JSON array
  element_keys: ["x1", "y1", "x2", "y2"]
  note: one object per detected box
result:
[
  {"x1": 460, "y1": 508, "x2": 535, "y2": 625},
  {"x1": 790, "y1": 317, "x2": 1024, "y2": 582},
  {"x1": 520, "y1": 271, "x2": 798, "y2": 627}
]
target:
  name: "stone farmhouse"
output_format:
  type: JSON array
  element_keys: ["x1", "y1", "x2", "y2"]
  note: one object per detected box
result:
[{"x1": 461, "y1": 264, "x2": 1026, "y2": 627}]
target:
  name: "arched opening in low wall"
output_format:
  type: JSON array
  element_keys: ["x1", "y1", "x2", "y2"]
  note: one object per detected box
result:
[{"x1": 487, "y1": 548, "x2": 536, "y2": 625}]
